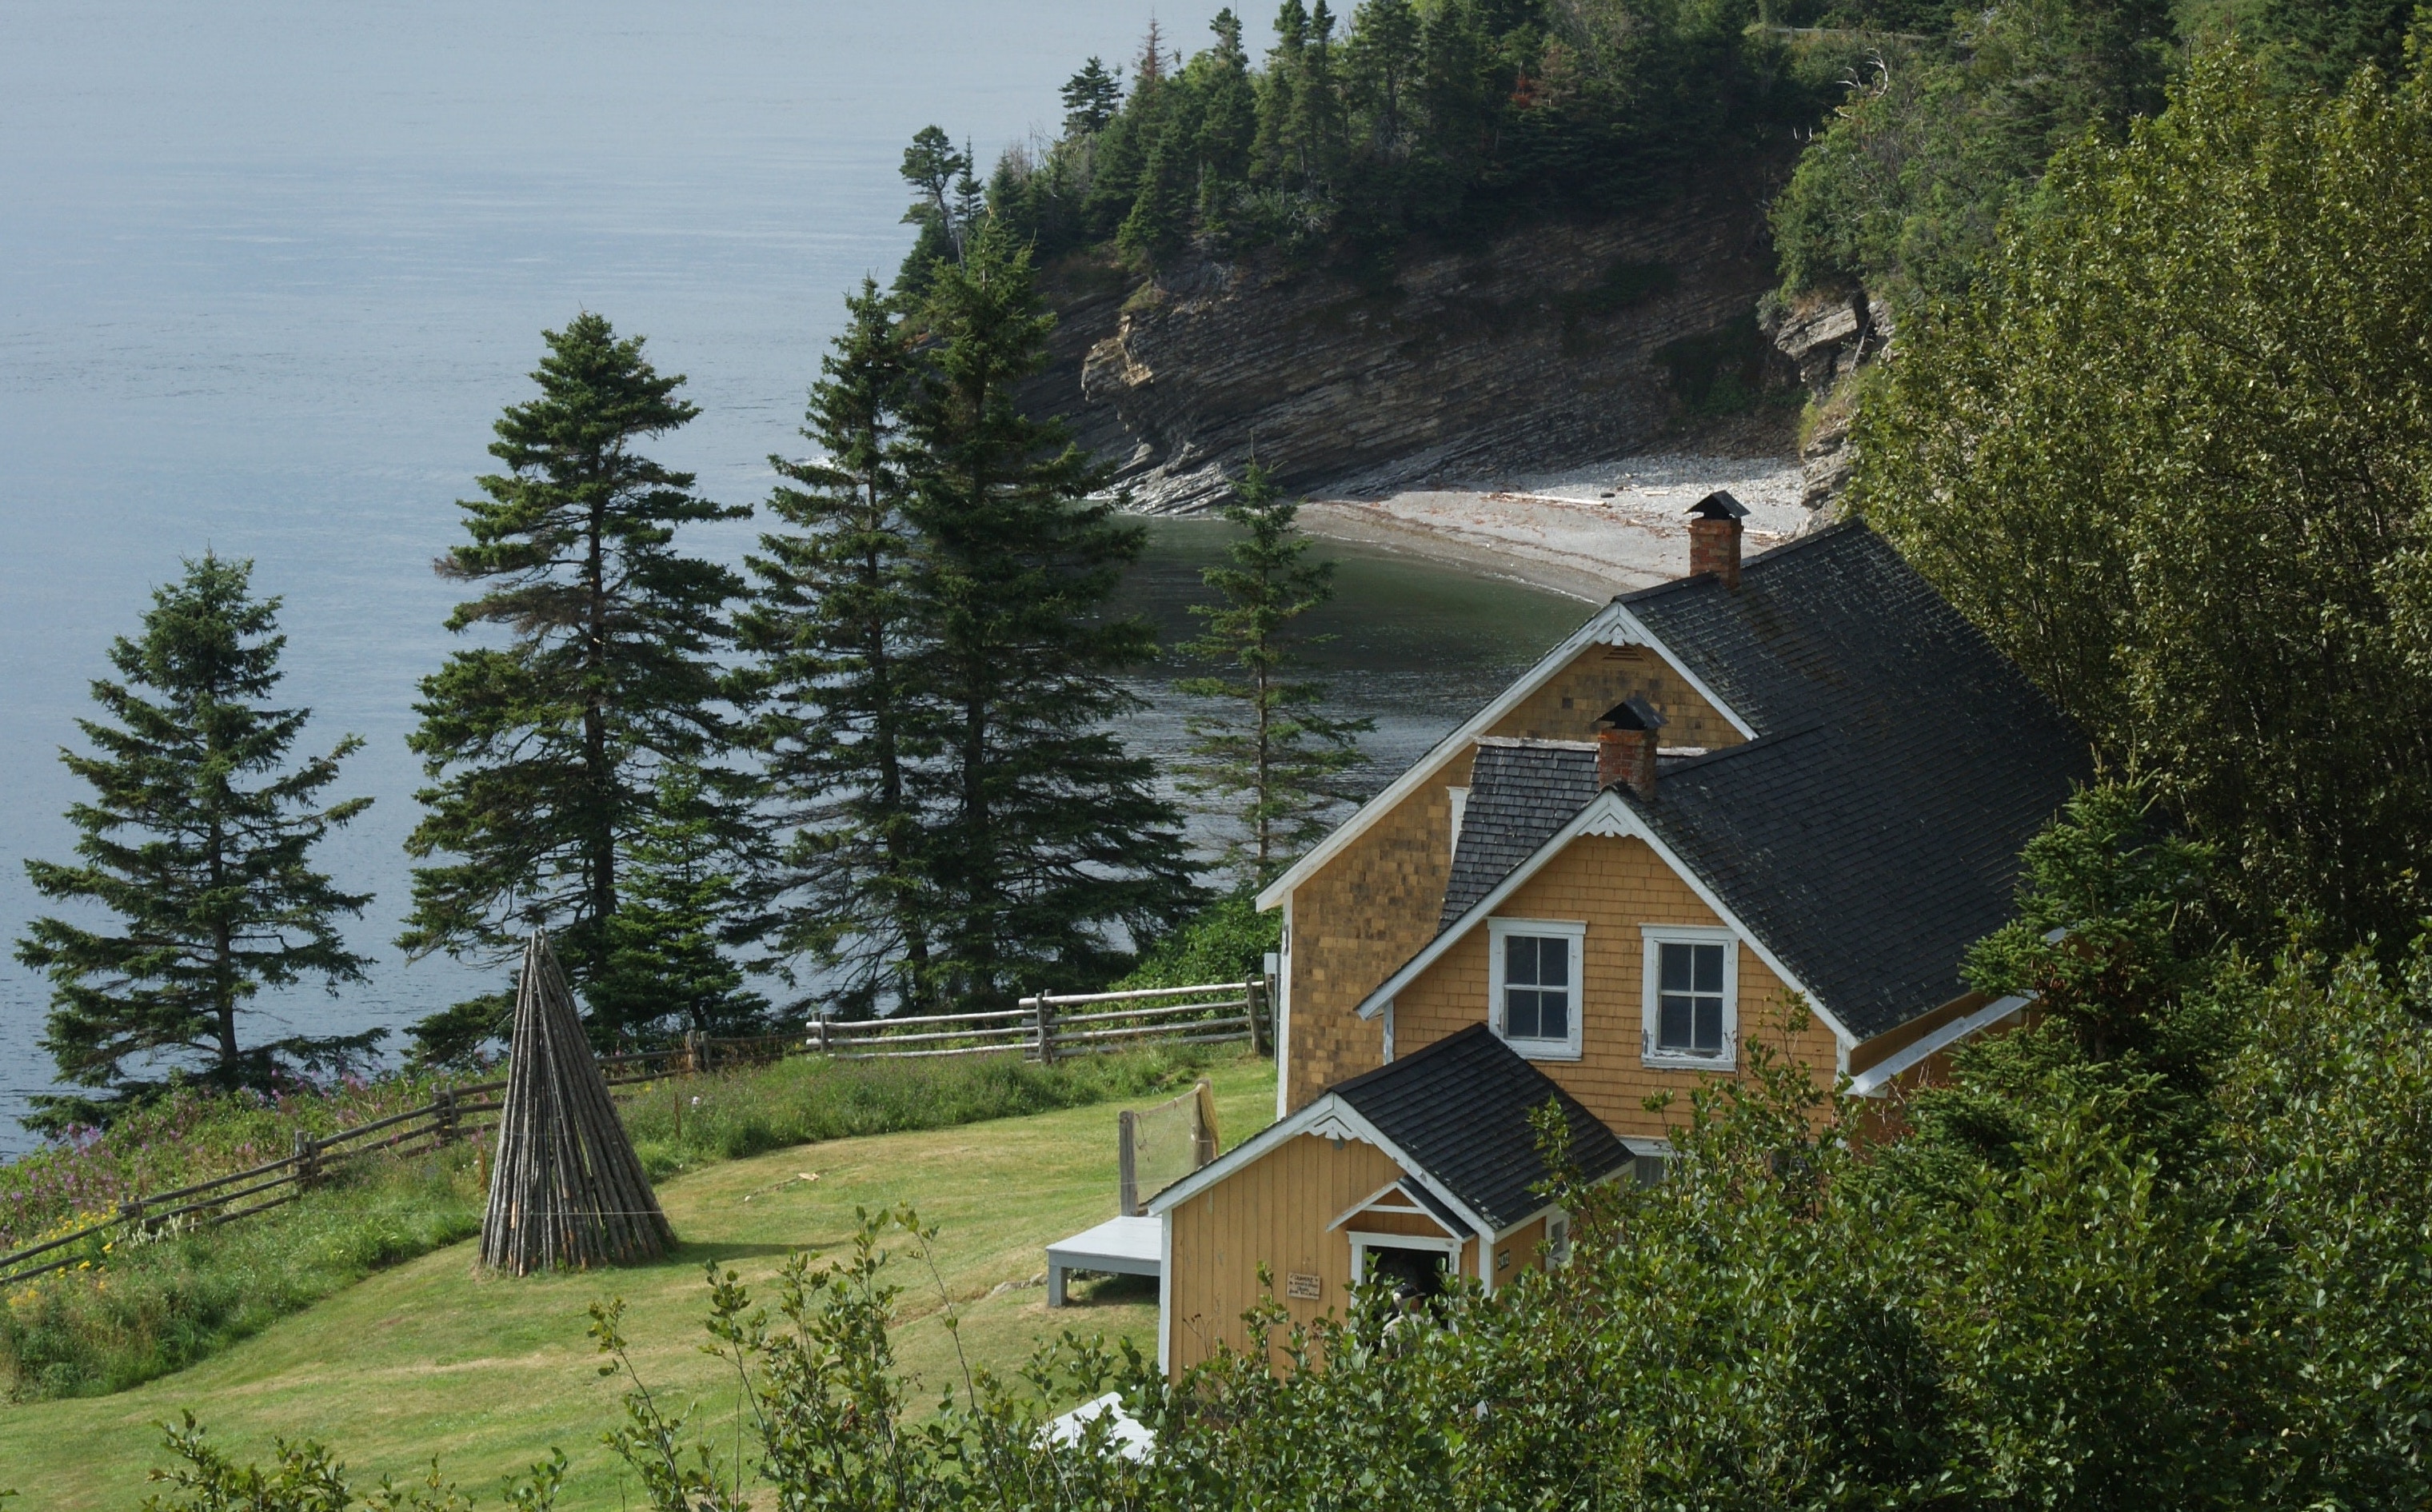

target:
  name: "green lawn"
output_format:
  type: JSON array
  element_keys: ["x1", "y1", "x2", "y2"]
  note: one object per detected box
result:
[{"x1": 0, "y1": 1055, "x2": 1275, "y2": 1509}]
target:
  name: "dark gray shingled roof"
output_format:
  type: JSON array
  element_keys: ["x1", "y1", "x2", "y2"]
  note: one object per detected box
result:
[
  {"x1": 1433, "y1": 522, "x2": 2091, "y2": 1043},
  {"x1": 1442, "y1": 743, "x2": 1600, "y2": 928},
  {"x1": 1332, "y1": 1024, "x2": 1631, "y2": 1231}
]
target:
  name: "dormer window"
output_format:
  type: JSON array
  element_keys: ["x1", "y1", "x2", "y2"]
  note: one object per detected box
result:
[
  {"x1": 1488, "y1": 919, "x2": 1585, "y2": 1060},
  {"x1": 1641, "y1": 925, "x2": 1738, "y2": 1067}
]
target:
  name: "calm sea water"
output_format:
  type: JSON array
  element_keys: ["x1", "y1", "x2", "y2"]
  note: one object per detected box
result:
[{"x1": 0, "y1": 2, "x2": 1584, "y2": 1156}]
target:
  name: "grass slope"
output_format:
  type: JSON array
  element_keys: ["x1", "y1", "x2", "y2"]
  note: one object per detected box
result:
[{"x1": 0, "y1": 1055, "x2": 1275, "y2": 1509}]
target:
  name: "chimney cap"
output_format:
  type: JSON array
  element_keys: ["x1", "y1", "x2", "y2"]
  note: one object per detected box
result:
[
  {"x1": 1687, "y1": 490, "x2": 1749, "y2": 521},
  {"x1": 1598, "y1": 695, "x2": 1667, "y2": 732}
]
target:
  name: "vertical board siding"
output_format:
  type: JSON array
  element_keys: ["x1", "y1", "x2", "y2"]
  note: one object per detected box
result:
[
  {"x1": 1283, "y1": 645, "x2": 1739, "y2": 1111},
  {"x1": 1165, "y1": 1133, "x2": 1405, "y2": 1374},
  {"x1": 1388, "y1": 835, "x2": 1841, "y2": 1142}
]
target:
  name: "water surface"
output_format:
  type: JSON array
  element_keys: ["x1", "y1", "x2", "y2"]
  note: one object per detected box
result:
[{"x1": 0, "y1": 2, "x2": 1582, "y2": 1154}]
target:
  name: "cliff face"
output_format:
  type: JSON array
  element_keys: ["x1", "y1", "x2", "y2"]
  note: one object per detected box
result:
[{"x1": 1022, "y1": 185, "x2": 1783, "y2": 513}]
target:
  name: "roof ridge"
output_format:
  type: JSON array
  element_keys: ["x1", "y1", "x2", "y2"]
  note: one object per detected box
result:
[
  {"x1": 1474, "y1": 736, "x2": 1599, "y2": 752},
  {"x1": 1328, "y1": 1022, "x2": 1494, "y2": 1097}
]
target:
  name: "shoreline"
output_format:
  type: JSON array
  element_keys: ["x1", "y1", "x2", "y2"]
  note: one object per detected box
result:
[{"x1": 1292, "y1": 451, "x2": 1812, "y2": 602}]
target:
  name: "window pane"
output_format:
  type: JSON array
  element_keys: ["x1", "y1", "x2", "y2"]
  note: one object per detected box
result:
[
  {"x1": 1507, "y1": 988, "x2": 1540, "y2": 1039},
  {"x1": 1660, "y1": 942, "x2": 1692, "y2": 993},
  {"x1": 1659, "y1": 994, "x2": 1691, "y2": 1049},
  {"x1": 1694, "y1": 996, "x2": 1723, "y2": 1054},
  {"x1": 1539, "y1": 938, "x2": 1569, "y2": 988},
  {"x1": 1505, "y1": 935, "x2": 1535, "y2": 987},
  {"x1": 1539, "y1": 993, "x2": 1568, "y2": 1041},
  {"x1": 1692, "y1": 943, "x2": 1724, "y2": 994}
]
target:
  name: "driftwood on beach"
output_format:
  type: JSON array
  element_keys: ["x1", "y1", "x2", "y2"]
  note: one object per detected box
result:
[{"x1": 479, "y1": 932, "x2": 673, "y2": 1275}]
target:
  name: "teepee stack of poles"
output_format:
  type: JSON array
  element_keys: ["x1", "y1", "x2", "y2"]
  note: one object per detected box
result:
[{"x1": 479, "y1": 932, "x2": 673, "y2": 1275}]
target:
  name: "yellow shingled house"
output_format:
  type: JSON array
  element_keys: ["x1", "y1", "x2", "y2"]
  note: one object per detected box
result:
[{"x1": 1144, "y1": 497, "x2": 2092, "y2": 1378}]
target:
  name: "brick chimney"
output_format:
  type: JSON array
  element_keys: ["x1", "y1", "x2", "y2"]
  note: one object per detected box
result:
[
  {"x1": 1687, "y1": 490, "x2": 1750, "y2": 588},
  {"x1": 1597, "y1": 695, "x2": 1666, "y2": 799}
]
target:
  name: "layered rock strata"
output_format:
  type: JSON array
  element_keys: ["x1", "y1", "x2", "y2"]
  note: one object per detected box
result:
[{"x1": 1021, "y1": 186, "x2": 1783, "y2": 513}]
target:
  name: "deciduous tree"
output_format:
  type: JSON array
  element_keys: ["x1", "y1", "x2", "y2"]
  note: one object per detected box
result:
[{"x1": 1854, "y1": 52, "x2": 2432, "y2": 950}]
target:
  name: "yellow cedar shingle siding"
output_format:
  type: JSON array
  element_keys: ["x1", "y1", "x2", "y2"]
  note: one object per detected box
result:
[
  {"x1": 1283, "y1": 645, "x2": 1739, "y2": 1110},
  {"x1": 1390, "y1": 833, "x2": 1840, "y2": 1142}
]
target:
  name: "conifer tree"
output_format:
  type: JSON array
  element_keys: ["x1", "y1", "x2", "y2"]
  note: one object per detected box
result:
[
  {"x1": 1175, "y1": 462, "x2": 1371, "y2": 884},
  {"x1": 401, "y1": 313, "x2": 748, "y2": 1058},
  {"x1": 590, "y1": 766, "x2": 769, "y2": 1039},
  {"x1": 1061, "y1": 57, "x2": 1124, "y2": 135},
  {"x1": 18, "y1": 555, "x2": 376, "y2": 1129},
  {"x1": 737, "y1": 279, "x2": 939, "y2": 1018},
  {"x1": 901, "y1": 220, "x2": 1202, "y2": 1005}
]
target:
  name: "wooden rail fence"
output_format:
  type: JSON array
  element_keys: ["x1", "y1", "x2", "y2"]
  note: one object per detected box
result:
[{"x1": 0, "y1": 975, "x2": 1271, "y2": 1287}]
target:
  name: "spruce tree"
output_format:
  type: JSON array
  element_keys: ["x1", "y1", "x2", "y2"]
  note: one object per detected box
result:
[
  {"x1": 1174, "y1": 462, "x2": 1371, "y2": 884},
  {"x1": 901, "y1": 220, "x2": 1202, "y2": 1006},
  {"x1": 401, "y1": 313, "x2": 748, "y2": 1058},
  {"x1": 591, "y1": 766, "x2": 769, "y2": 1039},
  {"x1": 1061, "y1": 57, "x2": 1124, "y2": 135},
  {"x1": 737, "y1": 279, "x2": 939, "y2": 1018},
  {"x1": 17, "y1": 555, "x2": 375, "y2": 1129}
]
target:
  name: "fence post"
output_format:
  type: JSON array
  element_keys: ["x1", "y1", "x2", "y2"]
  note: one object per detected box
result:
[
  {"x1": 1246, "y1": 977, "x2": 1268, "y2": 1056},
  {"x1": 1118, "y1": 1110, "x2": 1139, "y2": 1216},
  {"x1": 1032, "y1": 997, "x2": 1057, "y2": 1064},
  {"x1": 816, "y1": 1015, "x2": 830, "y2": 1055},
  {"x1": 1193, "y1": 1078, "x2": 1220, "y2": 1168},
  {"x1": 685, "y1": 1028, "x2": 707, "y2": 1075},
  {"x1": 433, "y1": 1087, "x2": 458, "y2": 1147},
  {"x1": 291, "y1": 1130, "x2": 320, "y2": 1192}
]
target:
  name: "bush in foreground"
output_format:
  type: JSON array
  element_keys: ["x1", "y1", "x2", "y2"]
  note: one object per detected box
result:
[{"x1": 137, "y1": 790, "x2": 2432, "y2": 1510}]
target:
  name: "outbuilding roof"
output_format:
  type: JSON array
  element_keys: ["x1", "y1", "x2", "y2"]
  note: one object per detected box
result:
[{"x1": 1330, "y1": 1024, "x2": 1630, "y2": 1231}]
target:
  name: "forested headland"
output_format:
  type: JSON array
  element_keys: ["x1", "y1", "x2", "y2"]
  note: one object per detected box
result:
[{"x1": 939, "y1": 0, "x2": 2427, "y2": 504}]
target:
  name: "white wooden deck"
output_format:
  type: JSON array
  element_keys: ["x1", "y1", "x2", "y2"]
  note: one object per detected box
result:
[{"x1": 1044, "y1": 1214, "x2": 1162, "y2": 1307}]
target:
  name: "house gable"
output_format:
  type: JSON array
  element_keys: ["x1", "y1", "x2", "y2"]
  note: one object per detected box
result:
[
  {"x1": 1267, "y1": 612, "x2": 1750, "y2": 1111},
  {"x1": 1383, "y1": 829, "x2": 1844, "y2": 1139}
]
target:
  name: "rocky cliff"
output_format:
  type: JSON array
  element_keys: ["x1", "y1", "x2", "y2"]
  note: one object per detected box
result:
[{"x1": 1020, "y1": 183, "x2": 1787, "y2": 513}]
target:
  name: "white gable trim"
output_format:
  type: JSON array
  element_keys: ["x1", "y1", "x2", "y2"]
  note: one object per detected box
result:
[
  {"x1": 1259, "y1": 602, "x2": 1663, "y2": 910},
  {"x1": 1144, "y1": 1090, "x2": 1496, "y2": 1238},
  {"x1": 1352, "y1": 790, "x2": 1860, "y2": 1050},
  {"x1": 1846, "y1": 992, "x2": 2032, "y2": 1097},
  {"x1": 1254, "y1": 597, "x2": 1759, "y2": 912},
  {"x1": 1606, "y1": 603, "x2": 1759, "y2": 743}
]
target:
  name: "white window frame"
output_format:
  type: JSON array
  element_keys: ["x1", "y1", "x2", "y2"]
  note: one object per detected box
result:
[
  {"x1": 1640, "y1": 924, "x2": 1739, "y2": 1070},
  {"x1": 1488, "y1": 918, "x2": 1587, "y2": 1061},
  {"x1": 1348, "y1": 1231, "x2": 1465, "y2": 1286}
]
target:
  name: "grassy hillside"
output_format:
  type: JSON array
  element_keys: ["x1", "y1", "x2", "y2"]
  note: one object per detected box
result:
[{"x1": 0, "y1": 1054, "x2": 1276, "y2": 1510}]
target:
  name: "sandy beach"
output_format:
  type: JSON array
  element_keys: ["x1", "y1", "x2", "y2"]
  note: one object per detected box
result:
[{"x1": 1300, "y1": 451, "x2": 1811, "y2": 602}]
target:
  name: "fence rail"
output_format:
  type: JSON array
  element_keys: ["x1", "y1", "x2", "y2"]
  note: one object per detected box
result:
[{"x1": 0, "y1": 975, "x2": 1272, "y2": 1287}]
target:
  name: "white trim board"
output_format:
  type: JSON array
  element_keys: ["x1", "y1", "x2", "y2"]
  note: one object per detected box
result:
[
  {"x1": 1350, "y1": 788, "x2": 1859, "y2": 1051},
  {"x1": 1253, "y1": 600, "x2": 1754, "y2": 912},
  {"x1": 1846, "y1": 993, "x2": 2032, "y2": 1097}
]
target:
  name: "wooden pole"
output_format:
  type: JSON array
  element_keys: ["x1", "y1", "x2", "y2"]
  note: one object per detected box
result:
[
  {"x1": 1118, "y1": 1111, "x2": 1139, "y2": 1216},
  {"x1": 1193, "y1": 1078, "x2": 1220, "y2": 1168}
]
